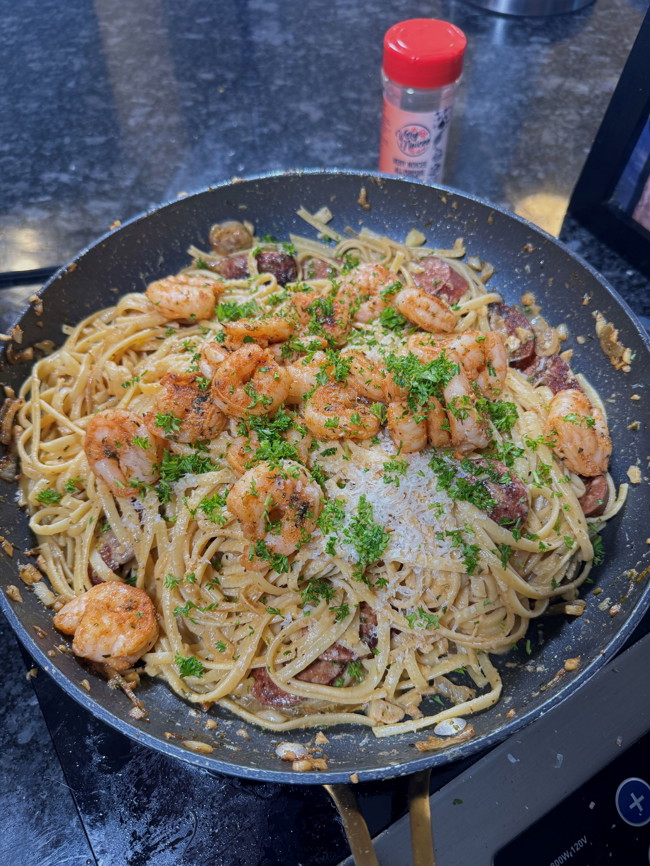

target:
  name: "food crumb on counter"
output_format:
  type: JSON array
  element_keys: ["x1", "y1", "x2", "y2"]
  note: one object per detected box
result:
[
  {"x1": 314, "y1": 731, "x2": 329, "y2": 746},
  {"x1": 205, "y1": 719, "x2": 218, "y2": 730},
  {"x1": 630, "y1": 393, "x2": 641, "y2": 400},
  {"x1": 564, "y1": 656, "x2": 581, "y2": 672},
  {"x1": 235, "y1": 728, "x2": 249, "y2": 740},
  {"x1": 609, "y1": 603, "x2": 621, "y2": 617},
  {"x1": 627, "y1": 464, "x2": 642, "y2": 483},
  {"x1": 80, "y1": 678, "x2": 91, "y2": 691},
  {"x1": 349, "y1": 773, "x2": 360, "y2": 784}
]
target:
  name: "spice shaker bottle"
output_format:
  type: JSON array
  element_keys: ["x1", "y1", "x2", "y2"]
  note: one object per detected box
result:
[{"x1": 379, "y1": 19, "x2": 467, "y2": 184}]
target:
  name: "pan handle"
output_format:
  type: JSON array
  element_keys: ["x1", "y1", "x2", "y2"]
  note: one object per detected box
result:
[
  {"x1": 324, "y1": 768, "x2": 435, "y2": 866},
  {"x1": 408, "y1": 768, "x2": 435, "y2": 866},
  {"x1": 324, "y1": 783, "x2": 380, "y2": 866}
]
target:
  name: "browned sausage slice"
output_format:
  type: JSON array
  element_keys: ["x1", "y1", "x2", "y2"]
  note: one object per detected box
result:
[
  {"x1": 524, "y1": 353, "x2": 581, "y2": 394},
  {"x1": 209, "y1": 253, "x2": 250, "y2": 280},
  {"x1": 412, "y1": 256, "x2": 469, "y2": 305},
  {"x1": 255, "y1": 250, "x2": 298, "y2": 286},
  {"x1": 359, "y1": 601, "x2": 378, "y2": 650},
  {"x1": 320, "y1": 643, "x2": 357, "y2": 663},
  {"x1": 488, "y1": 302, "x2": 536, "y2": 368},
  {"x1": 209, "y1": 221, "x2": 253, "y2": 256},
  {"x1": 296, "y1": 658, "x2": 344, "y2": 685},
  {"x1": 250, "y1": 668, "x2": 302, "y2": 707},
  {"x1": 470, "y1": 458, "x2": 529, "y2": 527},
  {"x1": 302, "y1": 257, "x2": 335, "y2": 280},
  {"x1": 578, "y1": 474, "x2": 609, "y2": 517}
]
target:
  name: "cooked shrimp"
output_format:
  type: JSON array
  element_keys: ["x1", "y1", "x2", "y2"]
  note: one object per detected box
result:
[
  {"x1": 427, "y1": 396, "x2": 453, "y2": 448},
  {"x1": 443, "y1": 363, "x2": 490, "y2": 452},
  {"x1": 341, "y1": 263, "x2": 398, "y2": 323},
  {"x1": 304, "y1": 384, "x2": 381, "y2": 440},
  {"x1": 285, "y1": 351, "x2": 328, "y2": 404},
  {"x1": 545, "y1": 388, "x2": 611, "y2": 476},
  {"x1": 146, "y1": 372, "x2": 226, "y2": 443},
  {"x1": 212, "y1": 344, "x2": 291, "y2": 418},
  {"x1": 198, "y1": 340, "x2": 230, "y2": 378},
  {"x1": 227, "y1": 434, "x2": 260, "y2": 474},
  {"x1": 393, "y1": 288, "x2": 457, "y2": 334},
  {"x1": 85, "y1": 409, "x2": 161, "y2": 497},
  {"x1": 145, "y1": 273, "x2": 223, "y2": 323},
  {"x1": 222, "y1": 314, "x2": 295, "y2": 346},
  {"x1": 226, "y1": 460, "x2": 322, "y2": 562},
  {"x1": 387, "y1": 401, "x2": 427, "y2": 453},
  {"x1": 343, "y1": 350, "x2": 389, "y2": 402},
  {"x1": 291, "y1": 290, "x2": 353, "y2": 347},
  {"x1": 407, "y1": 330, "x2": 507, "y2": 397},
  {"x1": 226, "y1": 426, "x2": 312, "y2": 474},
  {"x1": 53, "y1": 582, "x2": 159, "y2": 673}
]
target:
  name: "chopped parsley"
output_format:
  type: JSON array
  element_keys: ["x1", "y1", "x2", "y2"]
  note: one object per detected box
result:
[
  {"x1": 429, "y1": 454, "x2": 497, "y2": 512},
  {"x1": 36, "y1": 488, "x2": 62, "y2": 505},
  {"x1": 379, "y1": 306, "x2": 408, "y2": 331},
  {"x1": 405, "y1": 606, "x2": 440, "y2": 629},
  {"x1": 250, "y1": 539, "x2": 290, "y2": 573},
  {"x1": 215, "y1": 299, "x2": 260, "y2": 322},
  {"x1": 343, "y1": 495, "x2": 391, "y2": 582},
  {"x1": 198, "y1": 491, "x2": 228, "y2": 525},
  {"x1": 329, "y1": 602, "x2": 351, "y2": 622},
  {"x1": 479, "y1": 399, "x2": 519, "y2": 433},
  {"x1": 386, "y1": 351, "x2": 459, "y2": 414},
  {"x1": 154, "y1": 412, "x2": 182, "y2": 437},
  {"x1": 382, "y1": 458, "x2": 408, "y2": 487},
  {"x1": 174, "y1": 653, "x2": 205, "y2": 679},
  {"x1": 300, "y1": 578, "x2": 336, "y2": 606},
  {"x1": 592, "y1": 534, "x2": 605, "y2": 565}
]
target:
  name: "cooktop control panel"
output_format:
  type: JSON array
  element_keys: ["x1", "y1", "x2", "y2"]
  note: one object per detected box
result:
[{"x1": 495, "y1": 735, "x2": 650, "y2": 866}]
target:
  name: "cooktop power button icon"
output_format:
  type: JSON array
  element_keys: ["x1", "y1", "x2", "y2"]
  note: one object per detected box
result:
[{"x1": 616, "y1": 777, "x2": 650, "y2": 827}]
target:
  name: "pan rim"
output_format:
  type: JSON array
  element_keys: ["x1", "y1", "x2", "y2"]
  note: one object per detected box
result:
[{"x1": 1, "y1": 169, "x2": 649, "y2": 784}]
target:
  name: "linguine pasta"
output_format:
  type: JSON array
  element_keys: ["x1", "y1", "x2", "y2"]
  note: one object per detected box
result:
[{"x1": 15, "y1": 208, "x2": 624, "y2": 738}]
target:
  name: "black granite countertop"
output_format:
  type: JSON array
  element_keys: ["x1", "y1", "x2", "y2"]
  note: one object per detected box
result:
[{"x1": 1, "y1": 1, "x2": 649, "y2": 864}]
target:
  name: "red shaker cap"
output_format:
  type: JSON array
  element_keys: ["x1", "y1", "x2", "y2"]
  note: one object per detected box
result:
[{"x1": 383, "y1": 19, "x2": 467, "y2": 89}]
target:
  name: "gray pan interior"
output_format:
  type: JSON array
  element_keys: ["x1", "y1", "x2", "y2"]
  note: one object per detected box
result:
[{"x1": 1, "y1": 170, "x2": 648, "y2": 785}]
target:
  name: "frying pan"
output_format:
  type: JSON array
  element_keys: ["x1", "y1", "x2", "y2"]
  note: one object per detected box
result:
[{"x1": 1, "y1": 170, "x2": 649, "y2": 857}]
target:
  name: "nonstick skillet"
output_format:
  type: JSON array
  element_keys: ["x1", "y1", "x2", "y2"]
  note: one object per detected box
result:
[{"x1": 1, "y1": 171, "x2": 648, "y2": 805}]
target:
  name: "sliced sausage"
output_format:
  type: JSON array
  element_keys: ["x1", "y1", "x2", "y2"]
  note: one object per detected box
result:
[
  {"x1": 209, "y1": 253, "x2": 250, "y2": 280},
  {"x1": 250, "y1": 667, "x2": 302, "y2": 708},
  {"x1": 412, "y1": 256, "x2": 469, "y2": 305},
  {"x1": 296, "y1": 658, "x2": 344, "y2": 685},
  {"x1": 302, "y1": 257, "x2": 335, "y2": 280},
  {"x1": 320, "y1": 643, "x2": 357, "y2": 663},
  {"x1": 209, "y1": 221, "x2": 253, "y2": 256},
  {"x1": 255, "y1": 250, "x2": 298, "y2": 286},
  {"x1": 579, "y1": 474, "x2": 609, "y2": 517},
  {"x1": 470, "y1": 458, "x2": 529, "y2": 527},
  {"x1": 524, "y1": 353, "x2": 581, "y2": 394},
  {"x1": 488, "y1": 302, "x2": 536, "y2": 368},
  {"x1": 359, "y1": 601, "x2": 378, "y2": 650}
]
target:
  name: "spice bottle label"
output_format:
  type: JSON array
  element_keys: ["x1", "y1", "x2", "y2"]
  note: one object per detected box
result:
[{"x1": 379, "y1": 100, "x2": 454, "y2": 183}]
